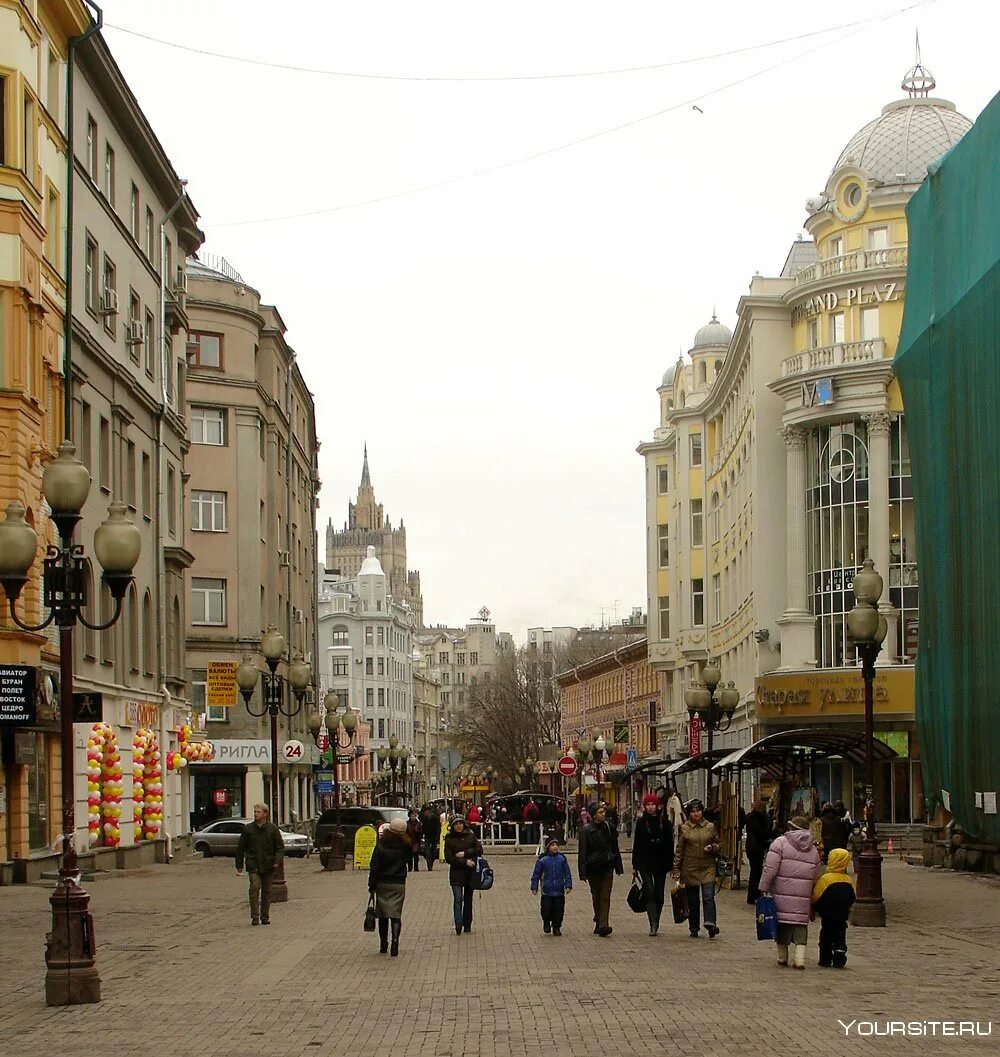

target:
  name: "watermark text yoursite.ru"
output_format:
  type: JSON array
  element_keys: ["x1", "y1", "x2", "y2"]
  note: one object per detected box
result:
[{"x1": 838, "y1": 1021, "x2": 992, "y2": 1038}]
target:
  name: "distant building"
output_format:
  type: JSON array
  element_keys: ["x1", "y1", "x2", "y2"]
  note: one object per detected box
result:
[{"x1": 325, "y1": 449, "x2": 423, "y2": 627}]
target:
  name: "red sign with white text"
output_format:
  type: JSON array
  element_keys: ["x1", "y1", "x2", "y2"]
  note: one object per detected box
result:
[{"x1": 212, "y1": 789, "x2": 228, "y2": 807}]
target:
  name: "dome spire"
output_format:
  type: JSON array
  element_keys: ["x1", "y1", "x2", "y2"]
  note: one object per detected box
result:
[
  {"x1": 902, "y1": 31, "x2": 935, "y2": 97},
  {"x1": 360, "y1": 444, "x2": 372, "y2": 488}
]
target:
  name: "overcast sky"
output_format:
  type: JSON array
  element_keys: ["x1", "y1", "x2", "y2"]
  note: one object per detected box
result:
[{"x1": 100, "y1": 0, "x2": 998, "y2": 641}]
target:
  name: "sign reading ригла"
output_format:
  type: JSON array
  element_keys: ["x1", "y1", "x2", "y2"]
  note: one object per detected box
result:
[{"x1": 0, "y1": 666, "x2": 36, "y2": 725}]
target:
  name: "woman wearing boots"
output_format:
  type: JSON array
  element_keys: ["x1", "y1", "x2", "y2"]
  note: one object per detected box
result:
[
  {"x1": 368, "y1": 817, "x2": 411, "y2": 956},
  {"x1": 444, "y1": 816, "x2": 483, "y2": 935},
  {"x1": 631, "y1": 794, "x2": 674, "y2": 937},
  {"x1": 759, "y1": 815, "x2": 823, "y2": 969}
]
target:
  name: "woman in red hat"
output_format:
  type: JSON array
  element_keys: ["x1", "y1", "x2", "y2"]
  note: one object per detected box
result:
[{"x1": 631, "y1": 793, "x2": 675, "y2": 936}]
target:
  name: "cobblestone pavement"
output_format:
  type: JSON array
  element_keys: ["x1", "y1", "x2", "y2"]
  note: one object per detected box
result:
[{"x1": 1, "y1": 853, "x2": 997, "y2": 1057}]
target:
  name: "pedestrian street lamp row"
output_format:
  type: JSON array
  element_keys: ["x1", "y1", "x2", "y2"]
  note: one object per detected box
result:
[
  {"x1": 376, "y1": 735, "x2": 415, "y2": 805},
  {"x1": 576, "y1": 731, "x2": 608, "y2": 803},
  {"x1": 307, "y1": 692, "x2": 358, "y2": 870},
  {"x1": 685, "y1": 662, "x2": 740, "y2": 801}
]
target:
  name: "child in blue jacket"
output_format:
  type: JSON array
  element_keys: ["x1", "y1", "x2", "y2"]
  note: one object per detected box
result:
[{"x1": 530, "y1": 837, "x2": 573, "y2": 935}]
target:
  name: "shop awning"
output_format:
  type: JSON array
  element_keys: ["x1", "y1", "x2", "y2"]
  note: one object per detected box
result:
[
  {"x1": 712, "y1": 727, "x2": 899, "y2": 778},
  {"x1": 664, "y1": 749, "x2": 732, "y2": 776}
]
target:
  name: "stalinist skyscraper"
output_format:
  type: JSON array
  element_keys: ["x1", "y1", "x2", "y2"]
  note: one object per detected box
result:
[{"x1": 325, "y1": 448, "x2": 424, "y2": 627}]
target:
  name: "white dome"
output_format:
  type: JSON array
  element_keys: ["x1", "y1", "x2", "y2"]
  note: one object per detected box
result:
[
  {"x1": 692, "y1": 315, "x2": 732, "y2": 349},
  {"x1": 359, "y1": 545, "x2": 384, "y2": 577}
]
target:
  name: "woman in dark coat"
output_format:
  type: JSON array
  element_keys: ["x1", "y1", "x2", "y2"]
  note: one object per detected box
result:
[
  {"x1": 405, "y1": 810, "x2": 423, "y2": 872},
  {"x1": 631, "y1": 793, "x2": 674, "y2": 936},
  {"x1": 443, "y1": 816, "x2": 483, "y2": 935},
  {"x1": 744, "y1": 800, "x2": 771, "y2": 903},
  {"x1": 367, "y1": 818, "x2": 411, "y2": 956}
]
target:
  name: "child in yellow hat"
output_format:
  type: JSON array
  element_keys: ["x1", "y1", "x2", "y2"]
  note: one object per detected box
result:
[{"x1": 811, "y1": 848, "x2": 855, "y2": 968}]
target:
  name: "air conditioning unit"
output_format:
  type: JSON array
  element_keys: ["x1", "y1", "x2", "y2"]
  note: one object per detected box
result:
[
  {"x1": 279, "y1": 551, "x2": 290, "y2": 567},
  {"x1": 126, "y1": 320, "x2": 145, "y2": 345},
  {"x1": 100, "y1": 288, "x2": 119, "y2": 316}
]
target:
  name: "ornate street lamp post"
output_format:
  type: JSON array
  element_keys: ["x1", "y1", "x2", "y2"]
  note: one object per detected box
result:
[
  {"x1": 0, "y1": 443, "x2": 141, "y2": 1006},
  {"x1": 685, "y1": 661, "x2": 739, "y2": 802},
  {"x1": 847, "y1": 557, "x2": 889, "y2": 927},
  {"x1": 236, "y1": 628, "x2": 311, "y2": 902},
  {"x1": 307, "y1": 691, "x2": 357, "y2": 870},
  {"x1": 407, "y1": 751, "x2": 417, "y2": 803}
]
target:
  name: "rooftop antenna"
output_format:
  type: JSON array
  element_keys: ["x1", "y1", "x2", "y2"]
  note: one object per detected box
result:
[{"x1": 902, "y1": 30, "x2": 935, "y2": 97}]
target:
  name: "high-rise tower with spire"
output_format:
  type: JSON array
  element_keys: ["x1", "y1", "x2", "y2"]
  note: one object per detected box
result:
[{"x1": 325, "y1": 449, "x2": 423, "y2": 626}]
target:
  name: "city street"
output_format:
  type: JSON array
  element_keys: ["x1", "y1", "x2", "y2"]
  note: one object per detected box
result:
[{"x1": 0, "y1": 854, "x2": 997, "y2": 1056}]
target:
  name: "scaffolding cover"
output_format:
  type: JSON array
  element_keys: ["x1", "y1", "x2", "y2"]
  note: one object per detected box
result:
[{"x1": 895, "y1": 87, "x2": 1000, "y2": 842}]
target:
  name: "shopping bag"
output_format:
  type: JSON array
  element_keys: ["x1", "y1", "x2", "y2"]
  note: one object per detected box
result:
[
  {"x1": 755, "y1": 895, "x2": 777, "y2": 941},
  {"x1": 670, "y1": 882, "x2": 689, "y2": 924},
  {"x1": 363, "y1": 893, "x2": 377, "y2": 932},
  {"x1": 626, "y1": 877, "x2": 647, "y2": 913}
]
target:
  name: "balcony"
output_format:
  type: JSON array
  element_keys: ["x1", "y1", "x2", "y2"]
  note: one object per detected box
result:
[
  {"x1": 780, "y1": 338, "x2": 886, "y2": 379},
  {"x1": 794, "y1": 247, "x2": 907, "y2": 287}
]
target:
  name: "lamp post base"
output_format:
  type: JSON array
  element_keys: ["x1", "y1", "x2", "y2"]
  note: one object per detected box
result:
[
  {"x1": 324, "y1": 830, "x2": 347, "y2": 871},
  {"x1": 851, "y1": 842, "x2": 886, "y2": 927},
  {"x1": 270, "y1": 860, "x2": 289, "y2": 903},
  {"x1": 44, "y1": 872, "x2": 101, "y2": 1005}
]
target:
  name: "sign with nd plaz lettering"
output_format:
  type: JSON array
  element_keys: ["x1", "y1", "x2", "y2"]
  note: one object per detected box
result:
[{"x1": 0, "y1": 666, "x2": 36, "y2": 725}]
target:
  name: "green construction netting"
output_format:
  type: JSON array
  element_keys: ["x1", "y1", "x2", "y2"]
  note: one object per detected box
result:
[{"x1": 895, "y1": 87, "x2": 1000, "y2": 842}]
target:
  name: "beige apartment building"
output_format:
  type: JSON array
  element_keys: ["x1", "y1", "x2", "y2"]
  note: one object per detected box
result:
[
  {"x1": 412, "y1": 667, "x2": 442, "y2": 803},
  {"x1": 183, "y1": 255, "x2": 320, "y2": 827}
]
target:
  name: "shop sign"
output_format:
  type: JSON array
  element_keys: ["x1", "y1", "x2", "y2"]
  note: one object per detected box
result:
[
  {"x1": 459, "y1": 783, "x2": 489, "y2": 792},
  {"x1": 0, "y1": 666, "x2": 36, "y2": 725},
  {"x1": 72, "y1": 692, "x2": 104, "y2": 724},
  {"x1": 125, "y1": 701, "x2": 159, "y2": 728},
  {"x1": 212, "y1": 788, "x2": 228, "y2": 807},
  {"x1": 613, "y1": 719, "x2": 629, "y2": 744},
  {"x1": 315, "y1": 771, "x2": 334, "y2": 794},
  {"x1": 190, "y1": 739, "x2": 270, "y2": 764},
  {"x1": 875, "y1": 730, "x2": 910, "y2": 757},
  {"x1": 791, "y1": 282, "x2": 900, "y2": 323},
  {"x1": 689, "y1": 716, "x2": 701, "y2": 757},
  {"x1": 282, "y1": 740, "x2": 305, "y2": 763},
  {"x1": 353, "y1": 825, "x2": 377, "y2": 870},
  {"x1": 335, "y1": 752, "x2": 354, "y2": 765},
  {"x1": 755, "y1": 668, "x2": 914, "y2": 718},
  {"x1": 608, "y1": 752, "x2": 627, "y2": 767},
  {"x1": 206, "y1": 662, "x2": 238, "y2": 709}
]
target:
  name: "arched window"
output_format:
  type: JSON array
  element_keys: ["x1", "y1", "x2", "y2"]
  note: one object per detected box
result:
[
  {"x1": 697, "y1": 361, "x2": 707, "y2": 385},
  {"x1": 711, "y1": 491, "x2": 721, "y2": 543},
  {"x1": 171, "y1": 596, "x2": 182, "y2": 677},
  {"x1": 715, "y1": 359, "x2": 723, "y2": 376},
  {"x1": 127, "y1": 584, "x2": 139, "y2": 672},
  {"x1": 331, "y1": 624, "x2": 349, "y2": 646},
  {"x1": 678, "y1": 391, "x2": 686, "y2": 409},
  {"x1": 142, "y1": 591, "x2": 154, "y2": 674}
]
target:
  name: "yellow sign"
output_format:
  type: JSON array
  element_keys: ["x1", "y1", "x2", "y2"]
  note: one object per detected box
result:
[
  {"x1": 353, "y1": 825, "x2": 377, "y2": 870},
  {"x1": 459, "y1": 784, "x2": 488, "y2": 792},
  {"x1": 755, "y1": 668, "x2": 914, "y2": 719},
  {"x1": 206, "y1": 661, "x2": 239, "y2": 709}
]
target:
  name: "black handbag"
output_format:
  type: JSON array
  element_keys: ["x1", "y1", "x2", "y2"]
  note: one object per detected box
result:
[
  {"x1": 670, "y1": 882, "x2": 689, "y2": 924},
  {"x1": 363, "y1": 893, "x2": 376, "y2": 932},
  {"x1": 626, "y1": 877, "x2": 647, "y2": 913}
]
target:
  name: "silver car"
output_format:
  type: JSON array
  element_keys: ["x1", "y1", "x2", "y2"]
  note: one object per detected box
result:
[{"x1": 193, "y1": 818, "x2": 311, "y2": 858}]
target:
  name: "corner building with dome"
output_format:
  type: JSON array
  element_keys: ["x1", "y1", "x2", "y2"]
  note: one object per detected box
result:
[{"x1": 638, "y1": 65, "x2": 972, "y2": 821}]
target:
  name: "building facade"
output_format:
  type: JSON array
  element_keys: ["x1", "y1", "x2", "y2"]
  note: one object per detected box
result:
[
  {"x1": 412, "y1": 667, "x2": 442, "y2": 804},
  {"x1": 184, "y1": 255, "x2": 320, "y2": 827},
  {"x1": 639, "y1": 66, "x2": 972, "y2": 821},
  {"x1": 325, "y1": 450, "x2": 423, "y2": 627},
  {"x1": 317, "y1": 547, "x2": 414, "y2": 780}
]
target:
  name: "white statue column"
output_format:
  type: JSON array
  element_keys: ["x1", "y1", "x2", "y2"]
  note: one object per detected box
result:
[
  {"x1": 863, "y1": 411, "x2": 898, "y2": 665},
  {"x1": 776, "y1": 425, "x2": 816, "y2": 669}
]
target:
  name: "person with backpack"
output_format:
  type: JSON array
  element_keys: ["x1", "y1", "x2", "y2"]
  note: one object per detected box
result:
[
  {"x1": 530, "y1": 836, "x2": 573, "y2": 935},
  {"x1": 578, "y1": 803, "x2": 624, "y2": 937},
  {"x1": 631, "y1": 793, "x2": 674, "y2": 937},
  {"x1": 444, "y1": 816, "x2": 483, "y2": 935}
]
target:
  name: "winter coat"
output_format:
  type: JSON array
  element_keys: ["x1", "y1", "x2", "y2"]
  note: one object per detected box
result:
[
  {"x1": 578, "y1": 820, "x2": 623, "y2": 880},
  {"x1": 820, "y1": 810, "x2": 852, "y2": 859},
  {"x1": 235, "y1": 820, "x2": 283, "y2": 874},
  {"x1": 673, "y1": 818, "x2": 719, "y2": 886},
  {"x1": 531, "y1": 851, "x2": 573, "y2": 896},
  {"x1": 443, "y1": 825, "x2": 483, "y2": 887},
  {"x1": 631, "y1": 814, "x2": 674, "y2": 875},
  {"x1": 744, "y1": 809, "x2": 771, "y2": 858},
  {"x1": 665, "y1": 794, "x2": 685, "y2": 831},
  {"x1": 760, "y1": 827, "x2": 823, "y2": 924},
  {"x1": 368, "y1": 831, "x2": 411, "y2": 890},
  {"x1": 812, "y1": 848, "x2": 856, "y2": 924},
  {"x1": 420, "y1": 809, "x2": 441, "y2": 844},
  {"x1": 406, "y1": 818, "x2": 423, "y2": 847},
  {"x1": 523, "y1": 802, "x2": 541, "y2": 823},
  {"x1": 467, "y1": 805, "x2": 481, "y2": 823}
]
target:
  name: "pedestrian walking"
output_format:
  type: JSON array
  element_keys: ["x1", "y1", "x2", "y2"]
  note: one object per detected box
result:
[
  {"x1": 443, "y1": 816, "x2": 483, "y2": 935},
  {"x1": 234, "y1": 803, "x2": 284, "y2": 927},
  {"x1": 419, "y1": 804, "x2": 441, "y2": 871},
  {"x1": 522, "y1": 798, "x2": 541, "y2": 845},
  {"x1": 368, "y1": 817, "x2": 411, "y2": 956},
  {"x1": 578, "y1": 803, "x2": 623, "y2": 937},
  {"x1": 665, "y1": 787, "x2": 685, "y2": 831},
  {"x1": 405, "y1": 809, "x2": 423, "y2": 872},
  {"x1": 672, "y1": 799, "x2": 720, "y2": 939},
  {"x1": 759, "y1": 816, "x2": 824, "y2": 969},
  {"x1": 530, "y1": 836, "x2": 573, "y2": 935},
  {"x1": 631, "y1": 793, "x2": 674, "y2": 936},
  {"x1": 744, "y1": 800, "x2": 770, "y2": 904},
  {"x1": 820, "y1": 802, "x2": 852, "y2": 862},
  {"x1": 812, "y1": 848, "x2": 856, "y2": 968}
]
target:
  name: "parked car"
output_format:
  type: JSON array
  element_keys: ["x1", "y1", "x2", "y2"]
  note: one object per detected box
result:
[
  {"x1": 315, "y1": 806, "x2": 409, "y2": 866},
  {"x1": 193, "y1": 818, "x2": 311, "y2": 858}
]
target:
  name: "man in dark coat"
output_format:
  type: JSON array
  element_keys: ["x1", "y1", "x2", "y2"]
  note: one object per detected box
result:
[
  {"x1": 235, "y1": 803, "x2": 284, "y2": 926},
  {"x1": 419, "y1": 804, "x2": 441, "y2": 870},
  {"x1": 820, "y1": 802, "x2": 852, "y2": 862},
  {"x1": 578, "y1": 803, "x2": 623, "y2": 937},
  {"x1": 744, "y1": 800, "x2": 770, "y2": 904}
]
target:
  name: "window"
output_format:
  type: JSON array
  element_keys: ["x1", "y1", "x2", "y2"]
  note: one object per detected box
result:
[
  {"x1": 163, "y1": 238, "x2": 172, "y2": 288},
  {"x1": 142, "y1": 591, "x2": 153, "y2": 673},
  {"x1": 365, "y1": 657, "x2": 373, "y2": 675},
  {"x1": 104, "y1": 145, "x2": 115, "y2": 205},
  {"x1": 692, "y1": 579, "x2": 705, "y2": 626},
  {"x1": 331, "y1": 656, "x2": 348, "y2": 676},
  {"x1": 102, "y1": 255, "x2": 117, "y2": 333},
  {"x1": 22, "y1": 91, "x2": 35, "y2": 180},
  {"x1": 145, "y1": 207, "x2": 155, "y2": 259},
  {"x1": 190, "y1": 407, "x2": 225, "y2": 445},
  {"x1": 191, "y1": 490, "x2": 227, "y2": 531},
  {"x1": 807, "y1": 318, "x2": 819, "y2": 350},
  {"x1": 829, "y1": 235, "x2": 843, "y2": 258},
  {"x1": 84, "y1": 235, "x2": 98, "y2": 311},
  {"x1": 365, "y1": 626, "x2": 374, "y2": 646},
  {"x1": 125, "y1": 441, "x2": 136, "y2": 507},
  {"x1": 713, "y1": 574, "x2": 721, "y2": 622},
  {"x1": 861, "y1": 307, "x2": 879, "y2": 341},
  {"x1": 77, "y1": 401, "x2": 91, "y2": 468},
  {"x1": 438, "y1": 652, "x2": 449, "y2": 664},
  {"x1": 144, "y1": 309, "x2": 155, "y2": 377},
  {"x1": 697, "y1": 361, "x2": 707, "y2": 385},
  {"x1": 141, "y1": 452, "x2": 151, "y2": 517},
  {"x1": 441, "y1": 671, "x2": 450, "y2": 685},
  {"x1": 829, "y1": 312, "x2": 845, "y2": 345},
  {"x1": 691, "y1": 499, "x2": 703, "y2": 547},
  {"x1": 470, "y1": 652, "x2": 478, "y2": 665},
  {"x1": 331, "y1": 625, "x2": 349, "y2": 646},
  {"x1": 657, "y1": 465, "x2": 669, "y2": 494},
  {"x1": 376, "y1": 626, "x2": 384, "y2": 646},
  {"x1": 441, "y1": 692, "x2": 451, "y2": 706},
  {"x1": 188, "y1": 332, "x2": 222, "y2": 369},
  {"x1": 868, "y1": 226, "x2": 888, "y2": 251},
  {"x1": 376, "y1": 716, "x2": 383, "y2": 737},
  {"x1": 377, "y1": 657, "x2": 384, "y2": 676},
  {"x1": 658, "y1": 596, "x2": 670, "y2": 639},
  {"x1": 690, "y1": 433, "x2": 702, "y2": 467},
  {"x1": 98, "y1": 416, "x2": 110, "y2": 490},
  {"x1": 128, "y1": 290, "x2": 141, "y2": 362},
  {"x1": 456, "y1": 652, "x2": 465, "y2": 666},
  {"x1": 86, "y1": 115, "x2": 98, "y2": 180},
  {"x1": 130, "y1": 183, "x2": 139, "y2": 238},
  {"x1": 367, "y1": 688, "x2": 374, "y2": 710},
  {"x1": 657, "y1": 524, "x2": 670, "y2": 568},
  {"x1": 45, "y1": 186, "x2": 59, "y2": 264},
  {"x1": 166, "y1": 465, "x2": 176, "y2": 535},
  {"x1": 191, "y1": 578, "x2": 226, "y2": 625},
  {"x1": 46, "y1": 45, "x2": 61, "y2": 119}
]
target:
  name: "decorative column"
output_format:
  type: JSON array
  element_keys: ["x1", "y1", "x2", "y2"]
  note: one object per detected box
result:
[
  {"x1": 776, "y1": 425, "x2": 816, "y2": 669},
  {"x1": 863, "y1": 412, "x2": 898, "y2": 665}
]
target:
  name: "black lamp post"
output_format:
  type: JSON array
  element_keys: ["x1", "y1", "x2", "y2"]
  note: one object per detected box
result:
[
  {"x1": 377, "y1": 735, "x2": 408, "y2": 806},
  {"x1": 236, "y1": 627, "x2": 311, "y2": 902},
  {"x1": 307, "y1": 691, "x2": 357, "y2": 870},
  {"x1": 847, "y1": 557, "x2": 889, "y2": 927},
  {"x1": 685, "y1": 661, "x2": 739, "y2": 801},
  {"x1": 0, "y1": 442, "x2": 141, "y2": 1006},
  {"x1": 578, "y1": 731, "x2": 607, "y2": 804}
]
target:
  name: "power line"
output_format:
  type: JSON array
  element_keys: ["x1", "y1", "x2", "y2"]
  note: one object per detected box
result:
[{"x1": 104, "y1": 0, "x2": 937, "y2": 83}]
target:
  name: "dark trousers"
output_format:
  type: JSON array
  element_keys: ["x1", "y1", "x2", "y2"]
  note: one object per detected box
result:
[
  {"x1": 819, "y1": 918, "x2": 849, "y2": 967},
  {"x1": 540, "y1": 895, "x2": 565, "y2": 930},
  {"x1": 451, "y1": 884, "x2": 474, "y2": 929},
  {"x1": 248, "y1": 870, "x2": 273, "y2": 923},
  {"x1": 409, "y1": 848, "x2": 421, "y2": 871},
  {"x1": 746, "y1": 853, "x2": 765, "y2": 904},
  {"x1": 685, "y1": 881, "x2": 717, "y2": 934},
  {"x1": 423, "y1": 840, "x2": 438, "y2": 870},
  {"x1": 640, "y1": 871, "x2": 667, "y2": 928},
  {"x1": 587, "y1": 872, "x2": 614, "y2": 929}
]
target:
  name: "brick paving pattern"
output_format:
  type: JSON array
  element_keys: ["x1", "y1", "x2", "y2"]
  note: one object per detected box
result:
[{"x1": 0, "y1": 855, "x2": 997, "y2": 1056}]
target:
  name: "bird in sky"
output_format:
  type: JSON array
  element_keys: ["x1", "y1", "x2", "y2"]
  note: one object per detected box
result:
[{"x1": 692, "y1": 105, "x2": 704, "y2": 114}]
